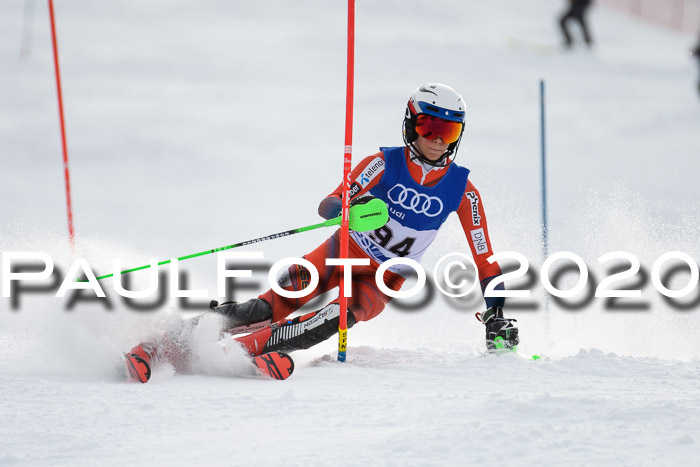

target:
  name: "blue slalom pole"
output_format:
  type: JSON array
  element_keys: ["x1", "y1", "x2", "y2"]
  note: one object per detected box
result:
[
  {"x1": 539, "y1": 80, "x2": 550, "y2": 330},
  {"x1": 540, "y1": 80, "x2": 548, "y2": 260}
]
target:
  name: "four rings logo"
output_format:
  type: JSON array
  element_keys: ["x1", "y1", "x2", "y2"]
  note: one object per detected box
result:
[{"x1": 387, "y1": 184, "x2": 444, "y2": 217}]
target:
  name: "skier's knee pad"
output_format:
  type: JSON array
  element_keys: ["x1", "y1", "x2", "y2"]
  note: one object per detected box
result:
[
  {"x1": 210, "y1": 298, "x2": 273, "y2": 329},
  {"x1": 263, "y1": 303, "x2": 356, "y2": 353}
]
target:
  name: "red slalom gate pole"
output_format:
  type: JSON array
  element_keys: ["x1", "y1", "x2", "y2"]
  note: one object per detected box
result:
[
  {"x1": 338, "y1": 0, "x2": 355, "y2": 362},
  {"x1": 48, "y1": 0, "x2": 76, "y2": 251}
]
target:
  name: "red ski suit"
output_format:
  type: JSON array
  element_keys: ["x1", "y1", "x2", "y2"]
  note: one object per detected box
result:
[{"x1": 258, "y1": 147, "x2": 502, "y2": 324}]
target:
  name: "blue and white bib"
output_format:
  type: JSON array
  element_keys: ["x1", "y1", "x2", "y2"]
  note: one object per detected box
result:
[{"x1": 351, "y1": 146, "x2": 470, "y2": 276}]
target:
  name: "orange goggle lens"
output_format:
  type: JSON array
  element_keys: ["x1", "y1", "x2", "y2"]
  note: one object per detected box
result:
[{"x1": 414, "y1": 114, "x2": 463, "y2": 144}]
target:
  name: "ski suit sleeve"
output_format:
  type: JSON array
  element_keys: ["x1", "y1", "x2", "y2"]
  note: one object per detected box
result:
[
  {"x1": 317, "y1": 151, "x2": 387, "y2": 220},
  {"x1": 456, "y1": 180, "x2": 505, "y2": 309}
]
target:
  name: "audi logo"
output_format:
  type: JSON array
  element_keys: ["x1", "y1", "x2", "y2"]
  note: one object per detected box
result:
[{"x1": 387, "y1": 184, "x2": 444, "y2": 217}]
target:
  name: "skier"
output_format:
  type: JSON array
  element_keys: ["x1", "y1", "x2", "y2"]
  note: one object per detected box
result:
[
  {"x1": 125, "y1": 83, "x2": 520, "y2": 382},
  {"x1": 559, "y1": 0, "x2": 593, "y2": 48}
]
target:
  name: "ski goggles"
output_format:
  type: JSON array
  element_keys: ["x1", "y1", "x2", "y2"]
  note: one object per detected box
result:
[{"x1": 414, "y1": 114, "x2": 463, "y2": 144}]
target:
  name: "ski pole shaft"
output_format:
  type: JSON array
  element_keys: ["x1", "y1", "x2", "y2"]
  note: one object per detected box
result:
[
  {"x1": 90, "y1": 218, "x2": 337, "y2": 282},
  {"x1": 85, "y1": 199, "x2": 388, "y2": 282}
]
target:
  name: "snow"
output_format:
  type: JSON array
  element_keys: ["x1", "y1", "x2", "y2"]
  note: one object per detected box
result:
[{"x1": 1, "y1": 0, "x2": 699, "y2": 465}]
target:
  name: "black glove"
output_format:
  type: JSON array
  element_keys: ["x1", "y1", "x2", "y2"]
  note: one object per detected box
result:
[
  {"x1": 318, "y1": 195, "x2": 378, "y2": 221},
  {"x1": 479, "y1": 306, "x2": 519, "y2": 352}
]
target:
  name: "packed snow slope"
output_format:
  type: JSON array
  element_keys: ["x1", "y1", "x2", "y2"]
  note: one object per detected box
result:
[{"x1": 1, "y1": 0, "x2": 699, "y2": 465}]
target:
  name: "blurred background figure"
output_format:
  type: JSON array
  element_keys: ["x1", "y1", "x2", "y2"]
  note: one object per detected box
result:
[
  {"x1": 559, "y1": 0, "x2": 594, "y2": 48},
  {"x1": 693, "y1": 34, "x2": 700, "y2": 96}
]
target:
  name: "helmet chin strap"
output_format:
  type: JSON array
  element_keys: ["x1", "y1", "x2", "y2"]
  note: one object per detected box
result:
[{"x1": 408, "y1": 143, "x2": 452, "y2": 167}]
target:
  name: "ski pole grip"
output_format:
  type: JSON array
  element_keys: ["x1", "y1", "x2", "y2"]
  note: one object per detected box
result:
[{"x1": 348, "y1": 198, "x2": 388, "y2": 231}]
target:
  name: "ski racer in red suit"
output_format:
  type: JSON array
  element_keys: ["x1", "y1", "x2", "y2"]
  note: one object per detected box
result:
[{"x1": 125, "y1": 83, "x2": 519, "y2": 382}]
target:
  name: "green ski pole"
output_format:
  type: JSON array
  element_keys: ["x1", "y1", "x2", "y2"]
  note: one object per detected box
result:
[{"x1": 87, "y1": 198, "x2": 388, "y2": 282}]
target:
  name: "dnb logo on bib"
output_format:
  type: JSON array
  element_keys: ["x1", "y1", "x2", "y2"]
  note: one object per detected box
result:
[
  {"x1": 470, "y1": 228, "x2": 489, "y2": 255},
  {"x1": 387, "y1": 183, "x2": 444, "y2": 217}
]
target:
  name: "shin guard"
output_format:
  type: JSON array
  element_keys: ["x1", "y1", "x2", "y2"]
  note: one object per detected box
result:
[{"x1": 236, "y1": 303, "x2": 356, "y2": 356}]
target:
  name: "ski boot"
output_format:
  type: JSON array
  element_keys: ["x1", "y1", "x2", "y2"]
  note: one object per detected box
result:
[
  {"x1": 124, "y1": 344, "x2": 156, "y2": 383},
  {"x1": 209, "y1": 298, "x2": 273, "y2": 335},
  {"x1": 476, "y1": 306, "x2": 519, "y2": 353}
]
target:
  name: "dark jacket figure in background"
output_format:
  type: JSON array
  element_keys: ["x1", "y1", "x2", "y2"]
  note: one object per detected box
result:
[{"x1": 560, "y1": 0, "x2": 593, "y2": 48}]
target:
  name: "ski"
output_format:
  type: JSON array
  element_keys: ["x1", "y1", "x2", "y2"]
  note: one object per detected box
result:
[
  {"x1": 251, "y1": 351, "x2": 295, "y2": 380},
  {"x1": 124, "y1": 348, "x2": 295, "y2": 383},
  {"x1": 486, "y1": 335, "x2": 541, "y2": 360},
  {"x1": 124, "y1": 352, "x2": 151, "y2": 383},
  {"x1": 485, "y1": 348, "x2": 541, "y2": 361}
]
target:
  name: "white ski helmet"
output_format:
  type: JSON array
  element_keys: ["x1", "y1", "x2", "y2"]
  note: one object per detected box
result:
[{"x1": 403, "y1": 83, "x2": 466, "y2": 165}]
